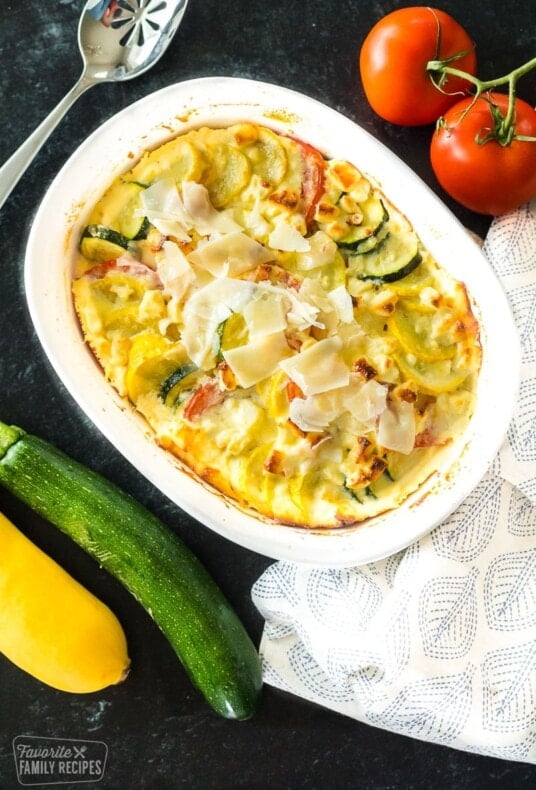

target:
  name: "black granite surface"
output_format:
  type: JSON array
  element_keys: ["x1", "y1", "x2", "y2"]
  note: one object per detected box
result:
[{"x1": 0, "y1": 1, "x2": 535, "y2": 788}]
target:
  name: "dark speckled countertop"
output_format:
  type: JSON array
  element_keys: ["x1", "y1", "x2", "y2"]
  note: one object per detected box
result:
[{"x1": 0, "y1": 2, "x2": 535, "y2": 788}]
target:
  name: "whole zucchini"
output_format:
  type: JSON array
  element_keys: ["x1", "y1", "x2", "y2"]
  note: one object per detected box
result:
[{"x1": 0, "y1": 421, "x2": 262, "y2": 720}]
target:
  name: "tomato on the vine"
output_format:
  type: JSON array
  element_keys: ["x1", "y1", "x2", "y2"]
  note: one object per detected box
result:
[
  {"x1": 430, "y1": 93, "x2": 536, "y2": 215},
  {"x1": 359, "y1": 7, "x2": 477, "y2": 126}
]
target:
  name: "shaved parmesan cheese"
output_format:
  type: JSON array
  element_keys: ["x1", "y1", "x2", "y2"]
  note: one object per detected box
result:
[
  {"x1": 290, "y1": 378, "x2": 388, "y2": 433},
  {"x1": 188, "y1": 232, "x2": 273, "y2": 277},
  {"x1": 279, "y1": 336, "x2": 349, "y2": 396},
  {"x1": 286, "y1": 299, "x2": 324, "y2": 331},
  {"x1": 246, "y1": 281, "x2": 323, "y2": 332},
  {"x1": 139, "y1": 178, "x2": 191, "y2": 241},
  {"x1": 296, "y1": 231, "x2": 337, "y2": 270},
  {"x1": 243, "y1": 290, "x2": 287, "y2": 337},
  {"x1": 329, "y1": 285, "x2": 354, "y2": 324},
  {"x1": 181, "y1": 316, "x2": 219, "y2": 369},
  {"x1": 377, "y1": 399, "x2": 416, "y2": 454},
  {"x1": 298, "y1": 278, "x2": 334, "y2": 314},
  {"x1": 223, "y1": 331, "x2": 291, "y2": 388},
  {"x1": 343, "y1": 378, "x2": 388, "y2": 426},
  {"x1": 157, "y1": 241, "x2": 195, "y2": 302},
  {"x1": 185, "y1": 277, "x2": 255, "y2": 321},
  {"x1": 182, "y1": 277, "x2": 256, "y2": 368},
  {"x1": 289, "y1": 396, "x2": 331, "y2": 432},
  {"x1": 181, "y1": 180, "x2": 241, "y2": 235},
  {"x1": 269, "y1": 221, "x2": 311, "y2": 252}
]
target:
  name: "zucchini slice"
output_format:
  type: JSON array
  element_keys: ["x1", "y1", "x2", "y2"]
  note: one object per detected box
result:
[
  {"x1": 85, "y1": 180, "x2": 149, "y2": 241},
  {"x1": 348, "y1": 230, "x2": 422, "y2": 283},
  {"x1": 216, "y1": 312, "x2": 249, "y2": 360},
  {"x1": 160, "y1": 363, "x2": 199, "y2": 407},
  {"x1": 337, "y1": 196, "x2": 389, "y2": 250},
  {"x1": 80, "y1": 224, "x2": 132, "y2": 262},
  {"x1": 131, "y1": 216, "x2": 152, "y2": 241}
]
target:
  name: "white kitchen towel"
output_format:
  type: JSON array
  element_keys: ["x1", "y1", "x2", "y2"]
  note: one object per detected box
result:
[
  {"x1": 252, "y1": 201, "x2": 536, "y2": 764},
  {"x1": 486, "y1": 201, "x2": 536, "y2": 503}
]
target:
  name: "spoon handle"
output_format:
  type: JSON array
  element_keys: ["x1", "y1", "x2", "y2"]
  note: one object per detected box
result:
[{"x1": 0, "y1": 76, "x2": 95, "y2": 212}]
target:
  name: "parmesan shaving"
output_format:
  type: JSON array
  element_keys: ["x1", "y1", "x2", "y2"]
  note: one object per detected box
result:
[
  {"x1": 157, "y1": 241, "x2": 195, "y2": 303},
  {"x1": 223, "y1": 331, "x2": 291, "y2": 388},
  {"x1": 188, "y1": 231, "x2": 273, "y2": 277},
  {"x1": 279, "y1": 336, "x2": 349, "y2": 396},
  {"x1": 343, "y1": 378, "x2": 388, "y2": 427},
  {"x1": 181, "y1": 180, "x2": 241, "y2": 235},
  {"x1": 377, "y1": 399, "x2": 416, "y2": 454},
  {"x1": 243, "y1": 290, "x2": 288, "y2": 337},
  {"x1": 182, "y1": 278, "x2": 256, "y2": 368},
  {"x1": 288, "y1": 396, "x2": 331, "y2": 432},
  {"x1": 268, "y1": 220, "x2": 311, "y2": 252},
  {"x1": 139, "y1": 178, "x2": 191, "y2": 241},
  {"x1": 288, "y1": 378, "x2": 388, "y2": 433},
  {"x1": 180, "y1": 316, "x2": 219, "y2": 370},
  {"x1": 296, "y1": 231, "x2": 337, "y2": 270},
  {"x1": 329, "y1": 285, "x2": 354, "y2": 324}
]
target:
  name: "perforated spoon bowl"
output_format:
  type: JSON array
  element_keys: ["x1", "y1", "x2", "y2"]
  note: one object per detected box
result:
[{"x1": 0, "y1": 0, "x2": 189, "y2": 211}]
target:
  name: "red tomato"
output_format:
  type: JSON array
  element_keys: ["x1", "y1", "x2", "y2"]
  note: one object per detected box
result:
[
  {"x1": 430, "y1": 93, "x2": 536, "y2": 215},
  {"x1": 359, "y1": 7, "x2": 477, "y2": 126},
  {"x1": 295, "y1": 140, "x2": 326, "y2": 225},
  {"x1": 183, "y1": 380, "x2": 226, "y2": 421}
]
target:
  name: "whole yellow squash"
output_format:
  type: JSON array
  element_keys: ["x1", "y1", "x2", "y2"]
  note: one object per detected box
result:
[{"x1": 0, "y1": 510, "x2": 130, "y2": 693}]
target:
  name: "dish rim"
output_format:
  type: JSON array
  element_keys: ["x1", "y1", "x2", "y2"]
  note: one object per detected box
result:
[{"x1": 24, "y1": 76, "x2": 520, "y2": 566}]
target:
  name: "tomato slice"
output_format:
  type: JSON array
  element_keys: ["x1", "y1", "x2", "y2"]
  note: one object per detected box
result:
[
  {"x1": 183, "y1": 380, "x2": 226, "y2": 421},
  {"x1": 295, "y1": 140, "x2": 326, "y2": 225}
]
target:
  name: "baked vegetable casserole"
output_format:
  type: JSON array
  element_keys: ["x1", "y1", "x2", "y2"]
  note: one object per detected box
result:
[{"x1": 72, "y1": 123, "x2": 481, "y2": 527}]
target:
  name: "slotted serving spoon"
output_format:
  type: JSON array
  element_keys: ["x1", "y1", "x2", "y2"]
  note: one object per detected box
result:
[{"x1": 0, "y1": 0, "x2": 189, "y2": 212}]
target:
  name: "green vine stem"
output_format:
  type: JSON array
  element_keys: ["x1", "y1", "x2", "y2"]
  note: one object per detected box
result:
[{"x1": 426, "y1": 55, "x2": 536, "y2": 144}]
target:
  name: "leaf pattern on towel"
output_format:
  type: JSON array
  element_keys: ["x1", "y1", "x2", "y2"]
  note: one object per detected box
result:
[
  {"x1": 483, "y1": 201, "x2": 536, "y2": 277},
  {"x1": 326, "y1": 646, "x2": 386, "y2": 706},
  {"x1": 384, "y1": 590, "x2": 412, "y2": 682},
  {"x1": 263, "y1": 620, "x2": 295, "y2": 640},
  {"x1": 252, "y1": 561, "x2": 300, "y2": 609},
  {"x1": 260, "y1": 654, "x2": 297, "y2": 694},
  {"x1": 508, "y1": 486, "x2": 536, "y2": 538},
  {"x1": 305, "y1": 568, "x2": 382, "y2": 634},
  {"x1": 384, "y1": 541, "x2": 420, "y2": 589},
  {"x1": 431, "y1": 477, "x2": 501, "y2": 562},
  {"x1": 506, "y1": 283, "x2": 536, "y2": 364},
  {"x1": 367, "y1": 667, "x2": 474, "y2": 744},
  {"x1": 481, "y1": 639, "x2": 536, "y2": 733},
  {"x1": 484, "y1": 550, "x2": 536, "y2": 631},
  {"x1": 288, "y1": 640, "x2": 356, "y2": 703},
  {"x1": 419, "y1": 568, "x2": 479, "y2": 659},
  {"x1": 506, "y1": 378, "x2": 536, "y2": 465}
]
